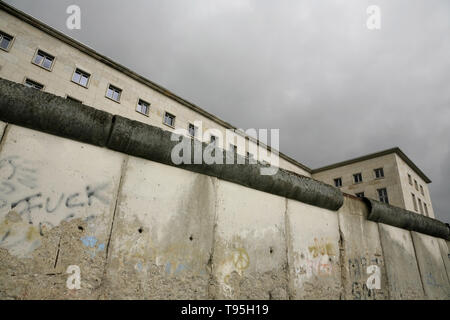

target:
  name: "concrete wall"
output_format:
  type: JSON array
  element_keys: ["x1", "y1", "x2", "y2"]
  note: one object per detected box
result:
[{"x1": 0, "y1": 122, "x2": 448, "y2": 299}]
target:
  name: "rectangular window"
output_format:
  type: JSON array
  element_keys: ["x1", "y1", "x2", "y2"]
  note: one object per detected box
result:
[
  {"x1": 353, "y1": 173, "x2": 363, "y2": 184},
  {"x1": 0, "y1": 31, "x2": 13, "y2": 51},
  {"x1": 408, "y1": 174, "x2": 412, "y2": 185},
  {"x1": 424, "y1": 203, "x2": 428, "y2": 216},
  {"x1": 355, "y1": 192, "x2": 365, "y2": 198},
  {"x1": 188, "y1": 123, "x2": 197, "y2": 137},
  {"x1": 420, "y1": 185, "x2": 424, "y2": 196},
  {"x1": 136, "y1": 99, "x2": 150, "y2": 116},
  {"x1": 72, "y1": 68, "x2": 90, "y2": 87},
  {"x1": 163, "y1": 112, "x2": 175, "y2": 127},
  {"x1": 374, "y1": 168, "x2": 384, "y2": 179},
  {"x1": 414, "y1": 180, "x2": 418, "y2": 191},
  {"x1": 24, "y1": 78, "x2": 44, "y2": 90},
  {"x1": 32, "y1": 50, "x2": 55, "y2": 70},
  {"x1": 334, "y1": 178, "x2": 342, "y2": 188},
  {"x1": 378, "y1": 188, "x2": 389, "y2": 204},
  {"x1": 412, "y1": 193, "x2": 418, "y2": 211},
  {"x1": 418, "y1": 198, "x2": 423, "y2": 214},
  {"x1": 106, "y1": 84, "x2": 122, "y2": 102},
  {"x1": 66, "y1": 95, "x2": 82, "y2": 103}
]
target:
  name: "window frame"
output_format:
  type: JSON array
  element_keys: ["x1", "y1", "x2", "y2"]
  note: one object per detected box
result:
[
  {"x1": 105, "y1": 84, "x2": 122, "y2": 103},
  {"x1": 414, "y1": 180, "x2": 418, "y2": 191},
  {"x1": 355, "y1": 192, "x2": 365, "y2": 198},
  {"x1": 424, "y1": 203, "x2": 428, "y2": 216},
  {"x1": 136, "y1": 98, "x2": 150, "y2": 116},
  {"x1": 408, "y1": 174, "x2": 412, "y2": 185},
  {"x1": 377, "y1": 188, "x2": 389, "y2": 204},
  {"x1": 31, "y1": 49, "x2": 55, "y2": 71},
  {"x1": 353, "y1": 173, "x2": 363, "y2": 184},
  {"x1": 420, "y1": 185, "x2": 424, "y2": 196},
  {"x1": 374, "y1": 168, "x2": 384, "y2": 179},
  {"x1": 188, "y1": 123, "x2": 197, "y2": 137},
  {"x1": 23, "y1": 77, "x2": 44, "y2": 91},
  {"x1": 412, "y1": 193, "x2": 418, "y2": 211},
  {"x1": 0, "y1": 30, "x2": 14, "y2": 52},
  {"x1": 71, "y1": 68, "x2": 91, "y2": 88},
  {"x1": 334, "y1": 177, "x2": 342, "y2": 188},
  {"x1": 163, "y1": 111, "x2": 176, "y2": 128}
]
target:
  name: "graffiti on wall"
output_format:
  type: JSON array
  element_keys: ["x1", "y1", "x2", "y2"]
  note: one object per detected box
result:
[{"x1": 0, "y1": 156, "x2": 111, "y2": 257}]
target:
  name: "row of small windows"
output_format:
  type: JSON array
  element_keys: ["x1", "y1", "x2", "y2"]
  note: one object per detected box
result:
[
  {"x1": 333, "y1": 167, "x2": 384, "y2": 188},
  {"x1": 3, "y1": 31, "x2": 262, "y2": 159},
  {"x1": 1, "y1": 32, "x2": 207, "y2": 138},
  {"x1": 411, "y1": 193, "x2": 429, "y2": 216},
  {"x1": 407, "y1": 173, "x2": 425, "y2": 196}
]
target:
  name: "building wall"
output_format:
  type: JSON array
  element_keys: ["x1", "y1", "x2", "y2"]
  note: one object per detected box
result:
[
  {"x1": 0, "y1": 8, "x2": 311, "y2": 177},
  {"x1": 312, "y1": 154, "x2": 406, "y2": 209},
  {"x1": 395, "y1": 154, "x2": 435, "y2": 218}
]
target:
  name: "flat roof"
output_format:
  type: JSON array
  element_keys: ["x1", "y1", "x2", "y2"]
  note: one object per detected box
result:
[
  {"x1": 0, "y1": 1, "x2": 311, "y2": 173},
  {"x1": 311, "y1": 147, "x2": 432, "y2": 183}
]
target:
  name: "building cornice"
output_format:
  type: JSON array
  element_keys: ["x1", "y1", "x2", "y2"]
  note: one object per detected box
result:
[{"x1": 312, "y1": 147, "x2": 432, "y2": 183}]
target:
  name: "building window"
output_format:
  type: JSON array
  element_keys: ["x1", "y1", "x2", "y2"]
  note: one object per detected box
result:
[
  {"x1": 418, "y1": 198, "x2": 423, "y2": 214},
  {"x1": 374, "y1": 168, "x2": 384, "y2": 179},
  {"x1": 414, "y1": 180, "x2": 418, "y2": 191},
  {"x1": 412, "y1": 193, "x2": 418, "y2": 211},
  {"x1": 136, "y1": 99, "x2": 150, "y2": 116},
  {"x1": 378, "y1": 188, "x2": 389, "y2": 204},
  {"x1": 0, "y1": 31, "x2": 13, "y2": 51},
  {"x1": 420, "y1": 185, "x2": 424, "y2": 196},
  {"x1": 66, "y1": 95, "x2": 82, "y2": 103},
  {"x1": 72, "y1": 68, "x2": 90, "y2": 87},
  {"x1": 24, "y1": 78, "x2": 44, "y2": 90},
  {"x1": 424, "y1": 203, "x2": 428, "y2": 216},
  {"x1": 163, "y1": 112, "x2": 175, "y2": 127},
  {"x1": 210, "y1": 135, "x2": 217, "y2": 144},
  {"x1": 106, "y1": 84, "x2": 122, "y2": 102},
  {"x1": 32, "y1": 50, "x2": 55, "y2": 70},
  {"x1": 408, "y1": 174, "x2": 412, "y2": 185},
  {"x1": 188, "y1": 123, "x2": 197, "y2": 137},
  {"x1": 334, "y1": 178, "x2": 342, "y2": 188},
  {"x1": 353, "y1": 173, "x2": 363, "y2": 184},
  {"x1": 355, "y1": 192, "x2": 365, "y2": 198}
]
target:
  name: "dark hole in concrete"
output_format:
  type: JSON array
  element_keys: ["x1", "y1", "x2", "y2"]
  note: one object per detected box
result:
[
  {"x1": 269, "y1": 247, "x2": 273, "y2": 254},
  {"x1": 78, "y1": 226, "x2": 84, "y2": 231},
  {"x1": 189, "y1": 235, "x2": 193, "y2": 241},
  {"x1": 138, "y1": 227, "x2": 143, "y2": 233}
]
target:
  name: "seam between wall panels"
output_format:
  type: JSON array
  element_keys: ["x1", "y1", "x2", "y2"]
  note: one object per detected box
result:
[
  {"x1": 0, "y1": 123, "x2": 10, "y2": 155},
  {"x1": 336, "y1": 211, "x2": 346, "y2": 300},
  {"x1": 376, "y1": 223, "x2": 392, "y2": 300},
  {"x1": 283, "y1": 198, "x2": 293, "y2": 300},
  {"x1": 437, "y1": 240, "x2": 450, "y2": 285},
  {"x1": 409, "y1": 231, "x2": 427, "y2": 299},
  {"x1": 99, "y1": 154, "x2": 129, "y2": 293},
  {"x1": 207, "y1": 176, "x2": 219, "y2": 299}
]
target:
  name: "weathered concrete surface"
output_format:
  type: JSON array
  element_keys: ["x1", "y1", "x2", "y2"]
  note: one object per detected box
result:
[
  {"x1": 438, "y1": 239, "x2": 450, "y2": 281},
  {"x1": 378, "y1": 223, "x2": 424, "y2": 299},
  {"x1": 287, "y1": 200, "x2": 341, "y2": 299},
  {"x1": 0, "y1": 125, "x2": 124, "y2": 299},
  {"x1": 211, "y1": 180, "x2": 288, "y2": 299},
  {"x1": 102, "y1": 157, "x2": 216, "y2": 299},
  {"x1": 411, "y1": 232, "x2": 450, "y2": 299},
  {"x1": 337, "y1": 197, "x2": 389, "y2": 300}
]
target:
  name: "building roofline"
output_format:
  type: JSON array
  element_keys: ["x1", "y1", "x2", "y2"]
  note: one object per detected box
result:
[
  {"x1": 0, "y1": 1, "x2": 312, "y2": 174},
  {"x1": 311, "y1": 147, "x2": 432, "y2": 183}
]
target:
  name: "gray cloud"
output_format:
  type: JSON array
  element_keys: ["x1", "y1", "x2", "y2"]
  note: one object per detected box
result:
[{"x1": 6, "y1": 0, "x2": 449, "y2": 222}]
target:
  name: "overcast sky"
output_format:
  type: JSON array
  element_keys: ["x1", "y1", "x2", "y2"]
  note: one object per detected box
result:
[{"x1": 5, "y1": 0, "x2": 449, "y2": 222}]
